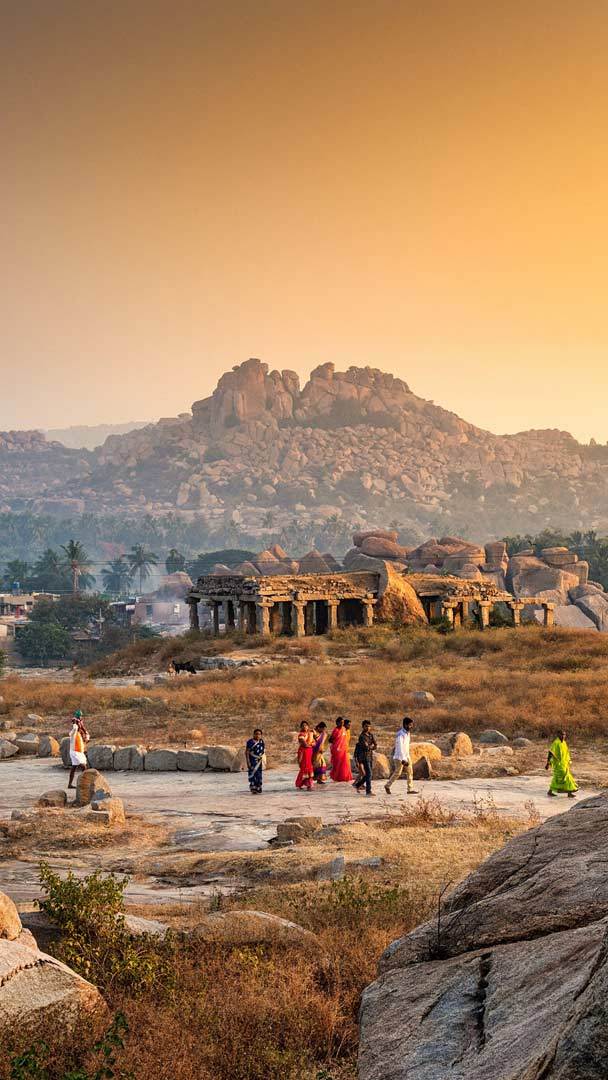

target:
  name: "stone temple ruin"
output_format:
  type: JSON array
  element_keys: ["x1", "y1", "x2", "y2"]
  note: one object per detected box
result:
[{"x1": 187, "y1": 530, "x2": 562, "y2": 636}]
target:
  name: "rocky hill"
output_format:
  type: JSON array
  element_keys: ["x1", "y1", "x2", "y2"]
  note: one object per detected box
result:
[
  {"x1": 3, "y1": 358, "x2": 608, "y2": 541},
  {"x1": 45, "y1": 421, "x2": 150, "y2": 451}
]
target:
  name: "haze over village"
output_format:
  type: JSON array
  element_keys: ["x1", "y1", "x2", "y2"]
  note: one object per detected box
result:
[{"x1": 2, "y1": 3, "x2": 608, "y2": 1080}]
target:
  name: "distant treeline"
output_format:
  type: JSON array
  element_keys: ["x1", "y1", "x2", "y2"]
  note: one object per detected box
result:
[{"x1": 503, "y1": 528, "x2": 608, "y2": 590}]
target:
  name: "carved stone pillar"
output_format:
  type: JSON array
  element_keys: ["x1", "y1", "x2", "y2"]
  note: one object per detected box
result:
[
  {"x1": 188, "y1": 599, "x2": 200, "y2": 631},
  {"x1": 509, "y1": 601, "x2": 524, "y2": 627},
  {"x1": 362, "y1": 598, "x2": 376, "y2": 627},
  {"x1": 292, "y1": 601, "x2": 306, "y2": 638},
  {"x1": 543, "y1": 603, "x2": 555, "y2": 628},
  {"x1": 238, "y1": 601, "x2": 247, "y2": 632},
  {"x1": 224, "y1": 599, "x2": 235, "y2": 630},
  {"x1": 211, "y1": 601, "x2": 221, "y2": 635},
  {"x1": 441, "y1": 601, "x2": 455, "y2": 627},
  {"x1": 327, "y1": 600, "x2": 339, "y2": 632},
  {"x1": 478, "y1": 601, "x2": 492, "y2": 630},
  {"x1": 256, "y1": 601, "x2": 272, "y2": 636}
]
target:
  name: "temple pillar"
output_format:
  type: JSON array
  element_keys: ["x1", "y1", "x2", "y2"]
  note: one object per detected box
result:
[
  {"x1": 478, "y1": 601, "x2": 492, "y2": 630},
  {"x1": 543, "y1": 603, "x2": 555, "y2": 628},
  {"x1": 292, "y1": 601, "x2": 306, "y2": 638},
  {"x1": 211, "y1": 601, "x2": 221, "y2": 635},
  {"x1": 362, "y1": 598, "x2": 376, "y2": 627},
  {"x1": 224, "y1": 599, "x2": 235, "y2": 631},
  {"x1": 238, "y1": 601, "x2": 247, "y2": 632},
  {"x1": 256, "y1": 601, "x2": 272, "y2": 636},
  {"x1": 304, "y1": 602, "x2": 315, "y2": 636},
  {"x1": 440, "y1": 601, "x2": 455, "y2": 627},
  {"x1": 509, "y1": 601, "x2": 524, "y2": 627},
  {"x1": 460, "y1": 600, "x2": 470, "y2": 623},
  {"x1": 188, "y1": 599, "x2": 200, "y2": 631},
  {"x1": 327, "y1": 600, "x2": 339, "y2": 632}
]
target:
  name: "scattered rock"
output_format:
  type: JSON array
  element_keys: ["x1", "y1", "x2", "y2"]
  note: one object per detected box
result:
[
  {"x1": 0, "y1": 891, "x2": 22, "y2": 941},
  {"x1": 0, "y1": 739, "x2": 19, "y2": 760},
  {"x1": 513, "y1": 737, "x2": 532, "y2": 748},
  {"x1": 372, "y1": 753, "x2": 390, "y2": 780},
  {"x1": 412, "y1": 755, "x2": 433, "y2": 780},
  {"x1": 230, "y1": 747, "x2": 247, "y2": 773},
  {"x1": 123, "y1": 914, "x2": 169, "y2": 938},
  {"x1": 412, "y1": 691, "x2": 436, "y2": 706},
  {"x1": 37, "y1": 790, "x2": 68, "y2": 808},
  {"x1": 478, "y1": 729, "x2": 509, "y2": 745},
  {"x1": 75, "y1": 769, "x2": 112, "y2": 807},
  {"x1": 207, "y1": 745, "x2": 238, "y2": 771},
  {"x1": 177, "y1": 749, "x2": 209, "y2": 771},
  {"x1": 276, "y1": 816, "x2": 323, "y2": 843},
  {"x1": 309, "y1": 697, "x2": 330, "y2": 711},
  {"x1": 86, "y1": 744, "x2": 116, "y2": 771},
  {"x1": 14, "y1": 733, "x2": 40, "y2": 755},
  {"x1": 317, "y1": 855, "x2": 346, "y2": 881},
  {"x1": 90, "y1": 797, "x2": 125, "y2": 826},
  {"x1": 449, "y1": 732, "x2": 473, "y2": 757},
  {"x1": 26, "y1": 713, "x2": 43, "y2": 724},
  {"x1": 190, "y1": 910, "x2": 318, "y2": 948},
  {"x1": 60, "y1": 737, "x2": 72, "y2": 768},
  {"x1": 37, "y1": 734, "x2": 60, "y2": 758},
  {"x1": 144, "y1": 748, "x2": 179, "y2": 771},
  {"x1": 113, "y1": 744, "x2": 145, "y2": 771},
  {"x1": 482, "y1": 746, "x2": 514, "y2": 756},
  {"x1": 410, "y1": 742, "x2": 442, "y2": 764}
]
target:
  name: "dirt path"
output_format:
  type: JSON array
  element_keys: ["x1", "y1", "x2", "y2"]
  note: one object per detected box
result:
[{"x1": 0, "y1": 759, "x2": 597, "y2": 905}]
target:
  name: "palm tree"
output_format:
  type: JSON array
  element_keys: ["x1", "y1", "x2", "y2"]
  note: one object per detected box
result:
[
  {"x1": 60, "y1": 540, "x2": 93, "y2": 595},
  {"x1": 165, "y1": 548, "x2": 185, "y2": 574},
  {"x1": 128, "y1": 545, "x2": 159, "y2": 595},
  {"x1": 101, "y1": 556, "x2": 133, "y2": 597},
  {"x1": 33, "y1": 548, "x2": 69, "y2": 593}
]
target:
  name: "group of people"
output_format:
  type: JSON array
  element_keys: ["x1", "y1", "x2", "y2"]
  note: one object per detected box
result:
[{"x1": 245, "y1": 718, "x2": 580, "y2": 801}]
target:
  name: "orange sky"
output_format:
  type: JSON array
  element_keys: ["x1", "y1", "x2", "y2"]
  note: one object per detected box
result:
[{"x1": 2, "y1": 0, "x2": 608, "y2": 440}]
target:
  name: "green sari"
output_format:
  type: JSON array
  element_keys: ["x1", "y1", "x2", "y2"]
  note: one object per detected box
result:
[{"x1": 549, "y1": 738, "x2": 578, "y2": 793}]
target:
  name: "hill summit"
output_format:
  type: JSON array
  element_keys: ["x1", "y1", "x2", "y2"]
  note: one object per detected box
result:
[{"x1": 2, "y1": 358, "x2": 607, "y2": 541}]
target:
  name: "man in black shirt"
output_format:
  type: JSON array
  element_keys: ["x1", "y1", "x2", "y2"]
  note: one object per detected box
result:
[{"x1": 354, "y1": 720, "x2": 377, "y2": 796}]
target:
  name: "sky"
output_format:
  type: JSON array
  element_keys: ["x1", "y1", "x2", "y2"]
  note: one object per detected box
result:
[{"x1": 2, "y1": 0, "x2": 608, "y2": 441}]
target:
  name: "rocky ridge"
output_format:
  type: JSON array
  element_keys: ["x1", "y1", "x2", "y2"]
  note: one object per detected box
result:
[{"x1": 3, "y1": 358, "x2": 608, "y2": 538}]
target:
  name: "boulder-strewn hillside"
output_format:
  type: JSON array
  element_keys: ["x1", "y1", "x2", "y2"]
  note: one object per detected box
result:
[
  {"x1": 3, "y1": 358, "x2": 608, "y2": 539},
  {"x1": 45, "y1": 421, "x2": 149, "y2": 451}
]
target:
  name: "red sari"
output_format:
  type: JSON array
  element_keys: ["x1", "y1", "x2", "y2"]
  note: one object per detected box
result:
[
  {"x1": 330, "y1": 726, "x2": 353, "y2": 782},
  {"x1": 295, "y1": 730, "x2": 315, "y2": 790}
]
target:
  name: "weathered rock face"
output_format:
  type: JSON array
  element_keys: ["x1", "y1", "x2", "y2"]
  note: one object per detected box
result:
[
  {"x1": 86, "y1": 744, "x2": 116, "y2": 771},
  {"x1": 359, "y1": 794, "x2": 608, "y2": 1080},
  {"x1": 113, "y1": 744, "x2": 145, "y2": 771},
  {"x1": 37, "y1": 735, "x2": 60, "y2": 758},
  {"x1": 0, "y1": 739, "x2": 19, "y2": 760},
  {"x1": 0, "y1": 938, "x2": 107, "y2": 1041},
  {"x1": 144, "y1": 748, "x2": 178, "y2": 771},
  {"x1": 0, "y1": 892, "x2": 23, "y2": 941},
  {"x1": 75, "y1": 769, "x2": 112, "y2": 807}
]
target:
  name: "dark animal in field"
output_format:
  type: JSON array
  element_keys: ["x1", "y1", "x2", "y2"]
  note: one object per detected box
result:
[{"x1": 169, "y1": 659, "x2": 197, "y2": 675}]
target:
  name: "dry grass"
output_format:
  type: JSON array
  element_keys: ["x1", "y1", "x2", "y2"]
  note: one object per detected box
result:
[
  {"x1": 0, "y1": 811, "x2": 165, "y2": 858},
  {"x1": 0, "y1": 805, "x2": 525, "y2": 1080}
]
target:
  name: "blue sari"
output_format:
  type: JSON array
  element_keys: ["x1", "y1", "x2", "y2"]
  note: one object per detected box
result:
[{"x1": 246, "y1": 737, "x2": 265, "y2": 793}]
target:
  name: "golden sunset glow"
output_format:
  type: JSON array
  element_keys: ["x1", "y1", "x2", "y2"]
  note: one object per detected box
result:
[{"x1": 2, "y1": 1, "x2": 608, "y2": 438}]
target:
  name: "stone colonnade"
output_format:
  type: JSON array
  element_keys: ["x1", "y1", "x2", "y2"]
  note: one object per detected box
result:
[
  {"x1": 439, "y1": 597, "x2": 555, "y2": 629},
  {"x1": 187, "y1": 593, "x2": 377, "y2": 637}
]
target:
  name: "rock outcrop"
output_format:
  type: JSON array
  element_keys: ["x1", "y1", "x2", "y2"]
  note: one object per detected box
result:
[{"x1": 359, "y1": 794, "x2": 608, "y2": 1080}]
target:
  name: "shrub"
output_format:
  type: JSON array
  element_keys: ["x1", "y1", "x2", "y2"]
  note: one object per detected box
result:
[{"x1": 9, "y1": 1014, "x2": 130, "y2": 1080}]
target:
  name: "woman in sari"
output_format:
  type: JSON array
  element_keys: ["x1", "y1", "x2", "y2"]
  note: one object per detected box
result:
[
  {"x1": 313, "y1": 722, "x2": 328, "y2": 784},
  {"x1": 245, "y1": 728, "x2": 265, "y2": 794},
  {"x1": 330, "y1": 716, "x2": 353, "y2": 783},
  {"x1": 545, "y1": 730, "x2": 578, "y2": 797},
  {"x1": 295, "y1": 720, "x2": 315, "y2": 791}
]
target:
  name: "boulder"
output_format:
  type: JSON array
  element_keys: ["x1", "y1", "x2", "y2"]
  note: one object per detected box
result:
[
  {"x1": 0, "y1": 938, "x2": 107, "y2": 1039},
  {"x1": 276, "y1": 816, "x2": 322, "y2": 843},
  {"x1": 317, "y1": 855, "x2": 346, "y2": 882},
  {"x1": 230, "y1": 747, "x2": 247, "y2": 772},
  {"x1": 26, "y1": 713, "x2": 43, "y2": 724},
  {"x1": 410, "y1": 742, "x2": 442, "y2": 764},
  {"x1": 359, "y1": 795, "x2": 608, "y2": 1080},
  {"x1": 0, "y1": 891, "x2": 22, "y2": 941},
  {"x1": 14, "y1": 733, "x2": 39, "y2": 755},
  {"x1": 123, "y1": 914, "x2": 169, "y2": 938},
  {"x1": 60, "y1": 736, "x2": 72, "y2": 768},
  {"x1": 309, "y1": 697, "x2": 330, "y2": 711},
  {"x1": 412, "y1": 691, "x2": 436, "y2": 706},
  {"x1": 113, "y1": 744, "x2": 146, "y2": 771},
  {"x1": 90, "y1": 797, "x2": 125, "y2": 826},
  {"x1": 373, "y1": 562, "x2": 427, "y2": 626},
  {"x1": 86, "y1": 744, "x2": 116, "y2": 771},
  {"x1": 359, "y1": 537, "x2": 408, "y2": 560},
  {"x1": 478, "y1": 729, "x2": 509, "y2": 745},
  {"x1": 353, "y1": 529, "x2": 399, "y2": 546},
  {"x1": 37, "y1": 789, "x2": 68, "y2": 808},
  {"x1": 513, "y1": 737, "x2": 532, "y2": 748},
  {"x1": 18, "y1": 910, "x2": 62, "y2": 953},
  {"x1": 144, "y1": 748, "x2": 178, "y2": 771},
  {"x1": 0, "y1": 729, "x2": 17, "y2": 741},
  {"x1": 75, "y1": 769, "x2": 112, "y2": 807},
  {"x1": 207, "y1": 745, "x2": 238, "y2": 771},
  {"x1": 0, "y1": 739, "x2": 19, "y2": 760},
  {"x1": 372, "y1": 753, "x2": 390, "y2": 780},
  {"x1": 574, "y1": 593, "x2": 608, "y2": 631},
  {"x1": 177, "y1": 749, "x2": 209, "y2": 771},
  {"x1": 411, "y1": 755, "x2": 432, "y2": 780},
  {"x1": 552, "y1": 604, "x2": 597, "y2": 630},
  {"x1": 37, "y1": 735, "x2": 60, "y2": 758},
  {"x1": 449, "y1": 732, "x2": 474, "y2": 757},
  {"x1": 507, "y1": 556, "x2": 579, "y2": 603},
  {"x1": 190, "y1": 910, "x2": 317, "y2": 948}
]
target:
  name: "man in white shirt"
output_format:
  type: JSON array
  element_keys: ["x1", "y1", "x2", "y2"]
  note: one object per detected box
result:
[{"x1": 385, "y1": 716, "x2": 418, "y2": 795}]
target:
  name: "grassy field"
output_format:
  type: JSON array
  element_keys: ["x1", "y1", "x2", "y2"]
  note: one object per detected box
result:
[{"x1": 3, "y1": 626, "x2": 608, "y2": 766}]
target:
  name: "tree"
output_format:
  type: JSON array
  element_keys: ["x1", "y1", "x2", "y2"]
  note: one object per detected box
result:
[
  {"x1": 31, "y1": 548, "x2": 70, "y2": 593},
  {"x1": 60, "y1": 539, "x2": 94, "y2": 595},
  {"x1": 1, "y1": 559, "x2": 31, "y2": 591},
  {"x1": 101, "y1": 557, "x2": 133, "y2": 597},
  {"x1": 128, "y1": 545, "x2": 159, "y2": 594},
  {"x1": 165, "y1": 548, "x2": 186, "y2": 574},
  {"x1": 17, "y1": 622, "x2": 72, "y2": 665}
]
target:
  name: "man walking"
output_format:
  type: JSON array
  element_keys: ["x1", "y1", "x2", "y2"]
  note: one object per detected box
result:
[
  {"x1": 385, "y1": 716, "x2": 418, "y2": 795},
  {"x1": 354, "y1": 720, "x2": 378, "y2": 796}
]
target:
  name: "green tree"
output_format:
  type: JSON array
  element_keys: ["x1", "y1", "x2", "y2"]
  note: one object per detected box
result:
[
  {"x1": 17, "y1": 622, "x2": 72, "y2": 665},
  {"x1": 1, "y1": 559, "x2": 31, "y2": 591},
  {"x1": 127, "y1": 545, "x2": 159, "y2": 594},
  {"x1": 101, "y1": 557, "x2": 133, "y2": 597},
  {"x1": 31, "y1": 548, "x2": 69, "y2": 593},
  {"x1": 165, "y1": 548, "x2": 185, "y2": 574},
  {"x1": 60, "y1": 540, "x2": 94, "y2": 595}
]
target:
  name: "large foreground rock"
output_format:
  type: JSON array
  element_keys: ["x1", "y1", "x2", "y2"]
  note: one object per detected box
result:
[
  {"x1": 0, "y1": 739, "x2": 19, "y2": 760},
  {"x1": 0, "y1": 892, "x2": 22, "y2": 941},
  {"x1": 113, "y1": 744, "x2": 145, "y2": 770},
  {"x1": 75, "y1": 769, "x2": 112, "y2": 807},
  {"x1": 86, "y1": 744, "x2": 116, "y2": 770},
  {"x1": 0, "y1": 938, "x2": 106, "y2": 1038},
  {"x1": 359, "y1": 794, "x2": 608, "y2": 1080}
]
